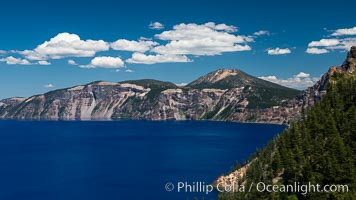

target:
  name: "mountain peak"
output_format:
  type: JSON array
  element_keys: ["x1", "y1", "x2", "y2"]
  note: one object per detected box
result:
[
  {"x1": 349, "y1": 46, "x2": 356, "y2": 59},
  {"x1": 326, "y1": 46, "x2": 356, "y2": 76},
  {"x1": 187, "y1": 68, "x2": 249, "y2": 89},
  {"x1": 349, "y1": 46, "x2": 356, "y2": 58},
  {"x1": 202, "y1": 68, "x2": 241, "y2": 83},
  {"x1": 343, "y1": 46, "x2": 356, "y2": 73},
  {"x1": 187, "y1": 68, "x2": 300, "y2": 92}
]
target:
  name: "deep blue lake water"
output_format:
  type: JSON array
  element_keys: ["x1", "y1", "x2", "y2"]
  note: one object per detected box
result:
[{"x1": 0, "y1": 120, "x2": 285, "y2": 200}]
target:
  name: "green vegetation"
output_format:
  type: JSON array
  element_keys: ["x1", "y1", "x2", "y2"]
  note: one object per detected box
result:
[
  {"x1": 121, "y1": 79, "x2": 177, "y2": 89},
  {"x1": 200, "y1": 106, "x2": 221, "y2": 119},
  {"x1": 220, "y1": 73, "x2": 356, "y2": 199},
  {"x1": 246, "y1": 86, "x2": 299, "y2": 109},
  {"x1": 217, "y1": 105, "x2": 234, "y2": 119},
  {"x1": 121, "y1": 79, "x2": 177, "y2": 102}
]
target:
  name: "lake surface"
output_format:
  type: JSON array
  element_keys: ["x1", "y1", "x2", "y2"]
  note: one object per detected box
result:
[{"x1": 0, "y1": 120, "x2": 285, "y2": 200}]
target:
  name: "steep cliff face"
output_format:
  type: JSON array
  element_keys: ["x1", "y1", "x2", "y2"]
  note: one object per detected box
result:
[
  {"x1": 214, "y1": 46, "x2": 356, "y2": 192},
  {"x1": 1, "y1": 47, "x2": 354, "y2": 123},
  {"x1": 0, "y1": 69, "x2": 300, "y2": 123},
  {"x1": 296, "y1": 45, "x2": 356, "y2": 109},
  {"x1": 0, "y1": 82, "x2": 152, "y2": 120}
]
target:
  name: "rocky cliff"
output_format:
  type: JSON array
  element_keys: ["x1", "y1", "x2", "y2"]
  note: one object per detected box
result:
[
  {"x1": 0, "y1": 69, "x2": 300, "y2": 124},
  {"x1": 296, "y1": 46, "x2": 356, "y2": 109},
  {"x1": 1, "y1": 47, "x2": 354, "y2": 123}
]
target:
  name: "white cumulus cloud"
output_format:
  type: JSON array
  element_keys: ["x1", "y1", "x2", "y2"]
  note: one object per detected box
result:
[
  {"x1": 38, "y1": 60, "x2": 51, "y2": 65},
  {"x1": 125, "y1": 69, "x2": 134, "y2": 73},
  {"x1": 44, "y1": 84, "x2": 55, "y2": 88},
  {"x1": 68, "y1": 59, "x2": 78, "y2": 65},
  {"x1": 0, "y1": 56, "x2": 31, "y2": 65},
  {"x1": 267, "y1": 48, "x2": 291, "y2": 55},
  {"x1": 204, "y1": 22, "x2": 238, "y2": 32},
  {"x1": 88, "y1": 56, "x2": 125, "y2": 68},
  {"x1": 1, "y1": 22, "x2": 258, "y2": 66},
  {"x1": 259, "y1": 72, "x2": 319, "y2": 90},
  {"x1": 306, "y1": 48, "x2": 329, "y2": 54},
  {"x1": 151, "y1": 22, "x2": 251, "y2": 56},
  {"x1": 111, "y1": 39, "x2": 159, "y2": 52},
  {"x1": 149, "y1": 22, "x2": 164, "y2": 30},
  {"x1": 331, "y1": 27, "x2": 356, "y2": 36},
  {"x1": 295, "y1": 72, "x2": 310, "y2": 78},
  {"x1": 306, "y1": 36, "x2": 356, "y2": 54},
  {"x1": 21, "y1": 32, "x2": 109, "y2": 60},
  {"x1": 175, "y1": 82, "x2": 188, "y2": 87},
  {"x1": 126, "y1": 53, "x2": 191, "y2": 64},
  {"x1": 253, "y1": 30, "x2": 269, "y2": 36},
  {"x1": 308, "y1": 39, "x2": 340, "y2": 47},
  {"x1": 325, "y1": 38, "x2": 356, "y2": 50}
]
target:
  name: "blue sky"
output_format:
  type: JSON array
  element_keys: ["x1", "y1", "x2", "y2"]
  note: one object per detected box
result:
[{"x1": 0, "y1": 0, "x2": 355, "y2": 99}]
